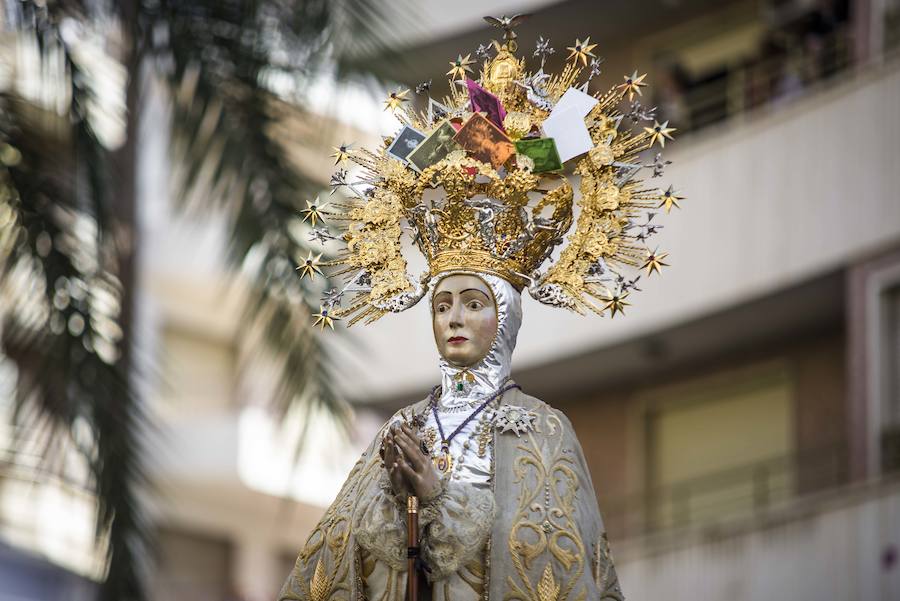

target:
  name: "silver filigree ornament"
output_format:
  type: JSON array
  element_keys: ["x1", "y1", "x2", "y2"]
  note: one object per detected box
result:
[
  {"x1": 309, "y1": 227, "x2": 339, "y2": 245},
  {"x1": 329, "y1": 168, "x2": 347, "y2": 194},
  {"x1": 465, "y1": 198, "x2": 506, "y2": 247},
  {"x1": 321, "y1": 288, "x2": 344, "y2": 308},
  {"x1": 534, "y1": 36, "x2": 555, "y2": 69},
  {"x1": 533, "y1": 282, "x2": 579, "y2": 310},
  {"x1": 415, "y1": 79, "x2": 432, "y2": 95},
  {"x1": 516, "y1": 70, "x2": 553, "y2": 111},
  {"x1": 410, "y1": 204, "x2": 441, "y2": 251},
  {"x1": 370, "y1": 271, "x2": 431, "y2": 314},
  {"x1": 647, "y1": 152, "x2": 671, "y2": 178}
]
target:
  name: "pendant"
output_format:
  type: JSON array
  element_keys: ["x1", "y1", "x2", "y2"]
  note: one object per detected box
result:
[
  {"x1": 452, "y1": 370, "x2": 476, "y2": 393},
  {"x1": 433, "y1": 443, "x2": 453, "y2": 474}
]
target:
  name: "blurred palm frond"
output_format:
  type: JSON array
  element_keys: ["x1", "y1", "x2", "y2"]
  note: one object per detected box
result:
[
  {"x1": 1, "y1": 0, "x2": 399, "y2": 599},
  {"x1": 0, "y1": 7, "x2": 148, "y2": 599}
]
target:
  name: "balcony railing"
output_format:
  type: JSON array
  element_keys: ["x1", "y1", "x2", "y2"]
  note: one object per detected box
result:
[
  {"x1": 654, "y1": 25, "x2": 855, "y2": 135},
  {"x1": 600, "y1": 442, "x2": 849, "y2": 541}
]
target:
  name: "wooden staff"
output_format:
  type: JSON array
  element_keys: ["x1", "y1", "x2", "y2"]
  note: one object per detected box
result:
[{"x1": 407, "y1": 495, "x2": 420, "y2": 601}]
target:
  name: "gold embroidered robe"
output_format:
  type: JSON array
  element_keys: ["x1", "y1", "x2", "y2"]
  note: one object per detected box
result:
[{"x1": 277, "y1": 388, "x2": 623, "y2": 601}]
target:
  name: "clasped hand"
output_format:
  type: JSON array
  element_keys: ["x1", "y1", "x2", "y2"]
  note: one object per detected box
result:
[{"x1": 381, "y1": 422, "x2": 442, "y2": 501}]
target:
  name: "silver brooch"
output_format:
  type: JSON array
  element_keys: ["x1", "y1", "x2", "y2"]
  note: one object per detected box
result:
[{"x1": 494, "y1": 405, "x2": 537, "y2": 436}]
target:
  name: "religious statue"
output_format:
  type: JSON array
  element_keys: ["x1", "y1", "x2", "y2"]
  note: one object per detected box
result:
[{"x1": 281, "y1": 14, "x2": 682, "y2": 601}]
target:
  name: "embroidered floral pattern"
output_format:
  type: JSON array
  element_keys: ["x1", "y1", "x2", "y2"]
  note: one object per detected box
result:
[{"x1": 504, "y1": 411, "x2": 587, "y2": 601}]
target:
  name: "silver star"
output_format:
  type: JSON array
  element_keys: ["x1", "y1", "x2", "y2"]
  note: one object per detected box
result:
[
  {"x1": 647, "y1": 152, "x2": 672, "y2": 178},
  {"x1": 321, "y1": 288, "x2": 344, "y2": 308},
  {"x1": 619, "y1": 275, "x2": 642, "y2": 293},
  {"x1": 494, "y1": 405, "x2": 537, "y2": 436},
  {"x1": 613, "y1": 160, "x2": 644, "y2": 186},
  {"x1": 588, "y1": 57, "x2": 605, "y2": 80},
  {"x1": 627, "y1": 100, "x2": 656, "y2": 124},
  {"x1": 534, "y1": 36, "x2": 555, "y2": 68},
  {"x1": 634, "y1": 212, "x2": 665, "y2": 242},
  {"x1": 475, "y1": 43, "x2": 492, "y2": 60},
  {"x1": 329, "y1": 169, "x2": 347, "y2": 194},
  {"x1": 309, "y1": 227, "x2": 338, "y2": 245},
  {"x1": 415, "y1": 79, "x2": 432, "y2": 95},
  {"x1": 519, "y1": 69, "x2": 550, "y2": 93}
]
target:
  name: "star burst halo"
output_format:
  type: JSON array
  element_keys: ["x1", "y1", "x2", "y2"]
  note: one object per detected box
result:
[{"x1": 307, "y1": 24, "x2": 683, "y2": 329}]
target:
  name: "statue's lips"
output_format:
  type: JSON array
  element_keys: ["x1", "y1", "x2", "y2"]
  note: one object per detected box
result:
[{"x1": 447, "y1": 336, "x2": 468, "y2": 344}]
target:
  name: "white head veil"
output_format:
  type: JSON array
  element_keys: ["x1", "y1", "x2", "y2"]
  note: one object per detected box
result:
[{"x1": 428, "y1": 271, "x2": 522, "y2": 406}]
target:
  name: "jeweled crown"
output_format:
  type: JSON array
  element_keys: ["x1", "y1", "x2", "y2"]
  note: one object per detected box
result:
[
  {"x1": 306, "y1": 16, "x2": 683, "y2": 329},
  {"x1": 412, "y1": 156, "x2": 573, "y2": 290}
]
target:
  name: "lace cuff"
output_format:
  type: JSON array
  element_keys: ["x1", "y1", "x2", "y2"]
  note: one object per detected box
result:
[
  {"x1": 421, "y1": 479, "x2": 495, "y2": 581},
  {"x1": 354, "y1": 470, "x2": 408, "y2": 570}
]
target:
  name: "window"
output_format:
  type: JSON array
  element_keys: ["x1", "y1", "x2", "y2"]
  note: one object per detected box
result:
[{"x1": 643, "y1": 365, "x2": 794, "y2": 529}]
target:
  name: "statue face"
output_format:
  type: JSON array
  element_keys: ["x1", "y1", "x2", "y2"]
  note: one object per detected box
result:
[{"x1": 432, "y1": 274, "x2": 498, "y2": 368}]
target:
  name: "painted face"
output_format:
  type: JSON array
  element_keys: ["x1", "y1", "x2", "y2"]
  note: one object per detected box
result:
[{"x1": 431, "y1": 274, "x2": 499, "y2": 368}]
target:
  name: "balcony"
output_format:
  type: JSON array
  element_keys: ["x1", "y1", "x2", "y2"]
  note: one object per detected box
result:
[
  {"x1": 615, "y1": 474, "x2": 900, "y2": 601},
  {"x1": 602, "y1": 443, "x2": 850, "y2": 541}
]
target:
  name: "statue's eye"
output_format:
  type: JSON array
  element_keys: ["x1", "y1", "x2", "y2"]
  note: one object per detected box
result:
[{"x1": 468, "y1": 300, "x2": 483, "y2": 310}]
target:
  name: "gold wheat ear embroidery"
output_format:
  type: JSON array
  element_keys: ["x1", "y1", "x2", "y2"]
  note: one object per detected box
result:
[
  {"x1": 538, "y1": 565, "x2": 560, "y2": 601},
  {"x1": 310, "y1": 559, "x2": 332, "y2": 601}
]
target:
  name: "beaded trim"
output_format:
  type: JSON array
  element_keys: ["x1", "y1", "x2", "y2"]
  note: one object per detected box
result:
[
  {"x1": 438, "y1": 398, "x2": 485, "y2": 414},
  {"x1": 482, "y1": 395, "x2": 499, "y2": 601}
]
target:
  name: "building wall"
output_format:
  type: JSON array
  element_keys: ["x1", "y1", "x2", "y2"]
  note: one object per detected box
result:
[
  {"x1": 616, "y1": 477, "x2": 900, "y2": 601},
  {"x1": 555, "y1": 389, "x2": 632, "y2": 501},
  {"x1": 556, "y1": 324, "x2": 847, "y2": 540},
  {"x1": 151, "y1": 528, "x2": 234, "y2": 601}
]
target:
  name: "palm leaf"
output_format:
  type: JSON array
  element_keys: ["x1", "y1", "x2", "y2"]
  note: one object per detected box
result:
[
  {"x1": 2, "y1": 2, "x2": 402, "y2": 600},
  {"x1": 1, "y1": 6, "x2": 150, "y2": 600}
]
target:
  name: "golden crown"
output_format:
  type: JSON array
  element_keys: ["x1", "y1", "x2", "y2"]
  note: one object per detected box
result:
[{"x1": 306, "y1": 16, "x2": 683, "y2": 329}]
